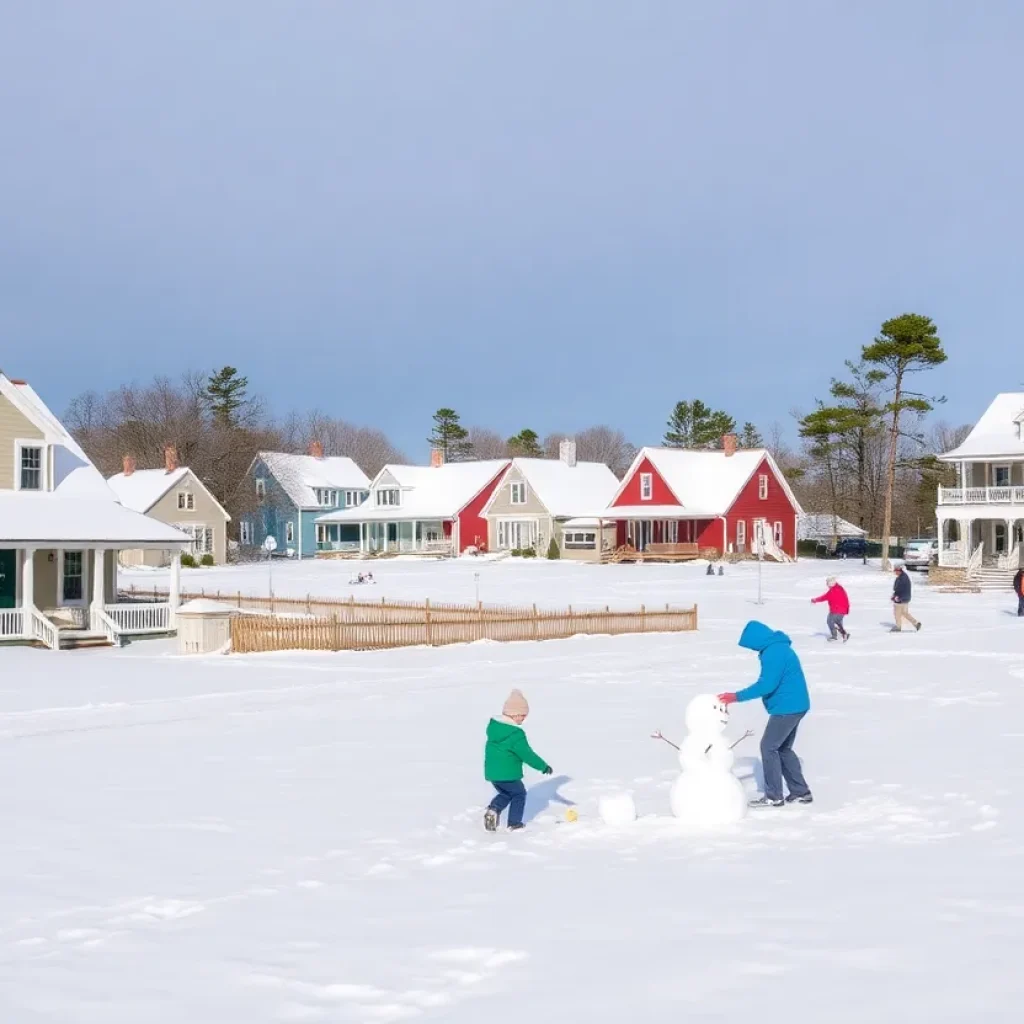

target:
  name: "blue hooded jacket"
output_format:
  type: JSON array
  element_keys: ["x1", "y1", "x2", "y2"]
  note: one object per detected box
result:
[{"x1": 734, "y1": 621, "x2": 810, "y2": 715}]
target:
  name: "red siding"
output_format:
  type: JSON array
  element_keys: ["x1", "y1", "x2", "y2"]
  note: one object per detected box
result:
[
  {"x1": 696, "y1": 518, "x2": 724, "y2": 551},
  {"x1": 725, "y1": 457, "x2": 800, "y2": 557},
  {"x1": 457, "y1": 466, "x2": 509, "y2": 553},
  {"x1": 612, "y1": 456, "x2": 681, "y2": 507}
]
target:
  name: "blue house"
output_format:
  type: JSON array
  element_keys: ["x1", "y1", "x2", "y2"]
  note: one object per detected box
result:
[{"x1": 239, "y1": 445, "x2": 370, "y2": 559}]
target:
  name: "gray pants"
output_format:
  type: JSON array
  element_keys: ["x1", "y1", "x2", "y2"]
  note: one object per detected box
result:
[
  {"x1": 826, "y1": 612, "x2": 847, "y2": 639},
  {"x1": 761, "y1": 713, "x2": 810, "y2": 801}
]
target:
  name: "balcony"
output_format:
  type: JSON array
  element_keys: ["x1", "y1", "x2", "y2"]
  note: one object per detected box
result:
[{"x1": 938, "y1": 486, "x2": 1024, "y2": 506}]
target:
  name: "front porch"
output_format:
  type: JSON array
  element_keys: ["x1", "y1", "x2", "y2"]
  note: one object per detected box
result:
[
  {"x1": 0, "y1": 546, "x2": 181, "y2": 650},
  {"x1": 936, "y1": 512, "x2": 1023, "y2": 570},
  {"x1": 315, "y1": 520, "x2": 454, "y2": 557}
]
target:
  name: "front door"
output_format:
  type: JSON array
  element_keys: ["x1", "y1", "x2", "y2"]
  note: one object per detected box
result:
[{"x1": 0, "y1": 550, "x2": 16, "y2": 609}]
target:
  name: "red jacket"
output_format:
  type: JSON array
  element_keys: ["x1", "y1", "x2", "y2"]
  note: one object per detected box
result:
[{"x1": 813, "y1": 584, "x2": 850, "y2": 615}]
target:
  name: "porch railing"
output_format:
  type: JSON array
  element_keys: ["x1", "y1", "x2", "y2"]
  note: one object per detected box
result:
[
  {"x1": 998, "y1": 544, "x2": 1021, "y2": 572},
  {"x1": 105, "y1": 602, "x2": 170, "y2": 634},
  {"x1": 938, "y1": 486, "x2": 1024, "y2": 505},
  {"x1": 29, "y1": 608, "x2": 60, "y2": 651},
  {"x1": 91, "y1": 606, "x2": 123, "y2": 648},
  {"x1": 0, "y1": 609, "x2": 24, "y2": 638},
  {"x1": 966, "y1": 541, "x2": 985, "y2": 578}
]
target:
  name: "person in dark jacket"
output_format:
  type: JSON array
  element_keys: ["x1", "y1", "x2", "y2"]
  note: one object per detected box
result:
[
  {"x1": 891, "y1": 564, "x2": 921, "y2": 633},
  {"x1": 719, "y1": 621, "x2": 812, "y2": 808},
  {"x1": 1014, "y1": 567, "x2": 1024, "y2": 617}
]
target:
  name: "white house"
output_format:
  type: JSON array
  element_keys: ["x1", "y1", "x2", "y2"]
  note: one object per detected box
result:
[
  {"x1": 481, "y1": 441, "x2": 621, "y2": 558},
  {"x1": 798, "y1": 513, "x2": 867, "y2": 545},
  {"x1": 935, "y1": 392, "x2": 1024, "y2": 573},
  {"x1": 0, "y1": 372, "x2": 190, "y2": 650},
  {"x1": 108, "y1": 449, "x2": 231, "y2": 566}
]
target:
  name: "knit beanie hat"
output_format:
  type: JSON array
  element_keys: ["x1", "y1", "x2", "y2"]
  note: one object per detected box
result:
[
  {"x1": 502, "y1": 689, "x2": 529, "y2": 717},
  {"x1": 825, "y1": 576, "x2": 837, "y2": 587}
]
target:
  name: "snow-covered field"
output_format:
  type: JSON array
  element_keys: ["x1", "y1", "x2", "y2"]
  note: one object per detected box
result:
[{"x1": 3, "y1": 559, "x2": 1023, "y2": 1022}]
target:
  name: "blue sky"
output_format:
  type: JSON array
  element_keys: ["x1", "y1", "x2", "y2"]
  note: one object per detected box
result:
[{"x1": 2, "y1": 1, "x2": 1021, "y2": 458}]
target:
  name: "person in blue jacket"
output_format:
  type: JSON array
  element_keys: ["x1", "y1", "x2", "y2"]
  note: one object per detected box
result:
[{"x1": 719, "y1": 621, "x2": 812, "y2": 808}]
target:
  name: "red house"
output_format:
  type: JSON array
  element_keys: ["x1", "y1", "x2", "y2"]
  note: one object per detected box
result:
[{"x1": 598, "y1": 435, "x2": 803, "y2": 559}]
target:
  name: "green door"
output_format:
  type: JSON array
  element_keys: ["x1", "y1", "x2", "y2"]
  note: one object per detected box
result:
[{"x1": 0, "y1": 550, "x2": 16, "y2": 609}]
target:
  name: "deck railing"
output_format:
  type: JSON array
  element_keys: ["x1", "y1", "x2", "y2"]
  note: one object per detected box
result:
[
  {"x1": 0, "y1": 609, "x2": 24, "y2": 638},
  {"x1": 105, "y1": 602, "x2": 170, "y2": 634},
  {"x1": 938, "y1": 486, "x2": 1024, "y2": 505},
  {"x1": 29, "y1": 609, "x2": 59, "y2": 650}
]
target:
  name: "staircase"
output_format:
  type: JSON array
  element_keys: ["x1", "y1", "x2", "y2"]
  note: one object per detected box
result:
[
  {"x1": 57, "y1": 629, "x2": 115, "y2": 651},
  {"x1": 969, "y1": 563, "x2": 1017, "y2": 592}
]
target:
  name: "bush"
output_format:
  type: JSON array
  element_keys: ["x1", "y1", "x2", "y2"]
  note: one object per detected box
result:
[
  {"x1": 547, "y1": 537, "x2": 560, "y2": 560},
  {"x1": 180, "y1": 554, "x2": 197, "y2": 568},
  {"x1": 520, "y1": 546, "x2": 536, "y2": 559},
  {"x1": 200, "y1": 554, "x2": 215, "y2": 567}
]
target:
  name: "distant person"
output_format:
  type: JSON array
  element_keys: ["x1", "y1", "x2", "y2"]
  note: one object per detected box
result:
[
  {"x1": 484, "y1": 690, "x2": 552, "y2": 832},
  {"x1": 891, "y1": 563, "x2": 922, "y2": 633},
  {"x1": 1014, "y1": 566, "x2": 1024, "y2": 617},
  {"x1": 811, "y1": 576, "x2": 850, "y2": 642}
]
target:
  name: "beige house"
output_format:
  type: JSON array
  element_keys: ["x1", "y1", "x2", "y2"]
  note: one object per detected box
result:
[
  {"x1": 482, "y1": 441, "x2": 620, "y2": 560},
  {"x1": 0, "y1": 371, "x2": 189, "y2": 650},
  {"x1": 108, "y1": 450, "x2": 231, "y2": 566}
]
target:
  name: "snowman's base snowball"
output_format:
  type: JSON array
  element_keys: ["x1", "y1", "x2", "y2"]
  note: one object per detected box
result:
[
  {"x1": 670, "y1": 769, "x2": 747, "y2": 826},
  {"x1": 598, "y1": 792, "x2": 637, "y2": 826}
]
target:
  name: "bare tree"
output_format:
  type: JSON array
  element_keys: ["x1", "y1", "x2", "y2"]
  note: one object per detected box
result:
[
  {"x1": 465, "y1": 426, "x2": 510, "y2": 460},
  {"x1": 280, "y1": 410, "x2": 406, "y2": 476}
]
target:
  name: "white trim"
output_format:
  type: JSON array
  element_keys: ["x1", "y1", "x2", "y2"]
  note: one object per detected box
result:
[
  {"x1": 758, "y1": 474, "x2": 769, "y2": 500},
  {"x1": 736, "y1": 519, "x2": 746, "y2": 549},
  {"x1": 510, "y1": 481, "x2": 528, "y2": 505},
  {"x1": 773, "y1": 520, "x2": 784, "y2": 547},
  {"x1": 177, "y1": 490, "x2": 196, "y2": 512},
  {"x1": 13, "y1": 438, "x2": 46, "y2": 492},
  {"x1": 56, "y1": 548, "x2": 88, "y2": 607},
  {"x1": 286, "y1": 521, "x2": 295, "y2": 544},
  {"x1": 255, "y1": 477, "x2": 266, "y2": 498},
  {"x1": 993, "y1": 464, "x2": 1012, "y2": 488},
  {"x1": 640, "y1": 473, "x2": 653, "y2": 501},
  {"x1": 239, "y1": 521, "x2": 253, "y2": 545}
]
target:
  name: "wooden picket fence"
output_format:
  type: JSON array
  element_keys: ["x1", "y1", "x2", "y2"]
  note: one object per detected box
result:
[{"x1": 230, "y1": 602, "x2": 698, "y2": 654}]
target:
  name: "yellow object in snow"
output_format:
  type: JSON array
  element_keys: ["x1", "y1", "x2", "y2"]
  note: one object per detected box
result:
[{"x1": 565, "y1": 808, "x2": 578, "y2": 822}]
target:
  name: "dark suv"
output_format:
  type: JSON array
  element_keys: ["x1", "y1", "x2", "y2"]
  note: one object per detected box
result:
[{"x1": 832, "y1": 537, "x2": 867, "y2": 559}]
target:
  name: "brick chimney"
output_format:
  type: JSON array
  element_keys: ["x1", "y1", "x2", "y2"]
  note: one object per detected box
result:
[
  {"x1": 164, "y1": 445, "x2": 179, "y2": 473},
  {"x1": 559, "y1": 438, "x2": 577, "y2": 468},
  {"x1": 122, "y1": 454, "x2": 136, "y2": 477},
  {"x1": 308, "y1": 439, "x2": 324, "y2": 459},
  {"x1": 722, "y1": 433, "x2": 738, "y2": 457},
  {"x1": 430, "y1": 448, "x2": 445, "y2": 469}
]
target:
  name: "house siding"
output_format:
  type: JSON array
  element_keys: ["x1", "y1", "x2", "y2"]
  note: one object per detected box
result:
[
  {"x1": 457, "y1": 468, "x2": 507, "y2": 553},
  {"x1": 612, "y1": 456, "x2": 680, "y2": 507},
  {"x1": 486, "y1": 466, "x2": 553, "y2": 551},
  {"x1": 0, "y1": 395, "x2": 45, "y2": 491},
  {"x1": 725, "y1": 457, "x2": 799, "y2": 557}
]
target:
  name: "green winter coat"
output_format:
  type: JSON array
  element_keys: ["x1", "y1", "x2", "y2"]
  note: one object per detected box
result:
[{"x1": 484, "y1": 717, "x2": 550, "y2": 781}]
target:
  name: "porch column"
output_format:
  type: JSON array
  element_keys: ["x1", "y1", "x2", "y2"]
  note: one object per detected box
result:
[
  {"x1": 21, "y1": 548, "x2": 35, "y2": 638},
  {"x1": 597, "y1": 519, "x2": 604, "y2": 564},
  {"x1": 93, "y1": 549, "x2": 106, "y2": 611},
  {"x1": 169, "y1": 550, "x2": 181, "y2": 627},
  {"x1": 413, "y1": 520, "x2": 419, "y2": 552}
]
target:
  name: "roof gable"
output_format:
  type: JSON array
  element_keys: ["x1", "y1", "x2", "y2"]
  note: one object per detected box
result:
[
  {"x1": 108, "y1": 467, "x2": 231, "y2": 521},
  {"x1": 484, "y1": 458, "x2": 620, "y2": 518},
  {"x1": 256, "y1": 451, "x2": 371, "y2": 509},
  {"x1": 940, "y1": 393, "x2": 1024, "y2": 461}
]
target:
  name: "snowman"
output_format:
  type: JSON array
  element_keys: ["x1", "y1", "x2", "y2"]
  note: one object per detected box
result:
[{"x1": 667, "y1": 694, "x2": 748, "y2": 826}]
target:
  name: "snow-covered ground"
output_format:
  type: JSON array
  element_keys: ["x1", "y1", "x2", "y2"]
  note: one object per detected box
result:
[{"x1": 3, "y1": 559, "x2": 1023, "y2": 1022}]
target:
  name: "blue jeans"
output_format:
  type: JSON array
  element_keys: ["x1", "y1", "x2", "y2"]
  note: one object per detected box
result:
[
  {"x1": 761, "y1": 713, "x2": 810, "y2": 801},
  {"x1": 488, "y1": 781, "x2": 527, "y2": 826},
  {"x1": 1018, "y1": 594, "x2": 1024, "y2": 617}
]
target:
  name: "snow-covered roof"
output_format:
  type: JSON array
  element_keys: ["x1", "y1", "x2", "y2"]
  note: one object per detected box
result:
[
  {"x1": 317, "y1": 460, "x2": 509, "y2": 522},
  {"x1": 256, "y1": 452, "x2": 371, "y2": 509},
  {"x1": 798, "y1": 514, "x2": 867, "y2": 541},
  {"x1": 492, "y1": 458, "x2": 620, "y2": 518},
  {"x1": 107, "y1": 466, "x2": 190, "y2": 512},
  {"x1": 607, "y1": 447, "x2": 803, "y2": 517},
  {"x1": 939, "y1": 393, "x2": 1024, "y2": 461}
]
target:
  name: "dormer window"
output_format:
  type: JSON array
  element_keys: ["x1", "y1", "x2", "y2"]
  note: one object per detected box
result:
[
  {"x1": 18, "y1": 444, "x2": 43, "y2": 490},
  {"x1": 256, "y1": 477, "x2": 266, "y2": 498},
  {"x1": 377, "y1": 488, "x2": 400, "y2": 507},
  {"x1": 314, "y1": 488, "x2": 338, "y2": 507},
  {"x1": 177, "y1": 491, "x2": 195, "y2": 511}
]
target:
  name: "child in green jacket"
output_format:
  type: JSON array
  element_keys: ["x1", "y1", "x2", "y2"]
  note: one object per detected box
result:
[{"x1": 484, "y1": 689, "x2": 552, "y2": 832}]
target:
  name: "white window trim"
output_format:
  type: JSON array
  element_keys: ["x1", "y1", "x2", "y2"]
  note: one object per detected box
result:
[
  {"x1": 57, "y1": 548, "x2": 88, "y2": 608},
  {"x1": 758, "y1": 474, "x2": 769, "y2": 500},
  {"x1": 14, "y1": 439, "x2": 46, "y2": 492},
  {"x1": 510, "y1": 482, "x2": 528, "y2": 505},
  {"x1": 640, "y1": 473, "x2": 653, "y2": 501},
  {"x1": 286, "y1": 521, "x2": 295, "y2": 544},
  {"x1": 773, "y1": 520, "x2": 784, "y2": 546},
  {"x1": 255, "y1": 477, "x2": 266, "y2": 497},
  {"x1": 993, "y1": 464, "x2": 1012, "y2": 488},
  {"x1": 240, "y1": 521, "x2": 253, "y2": 545},
  {"x1": 736, "y1": 520, "x2": 747, "y2": 549},
  {"x1": 177, "y1": 491, "x2": 195, "y2": 511}
]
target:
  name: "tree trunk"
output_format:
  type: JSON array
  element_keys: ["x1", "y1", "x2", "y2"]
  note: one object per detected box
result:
[{"x1": 879, "y1": 372, "x2": 904, "y2": 571}]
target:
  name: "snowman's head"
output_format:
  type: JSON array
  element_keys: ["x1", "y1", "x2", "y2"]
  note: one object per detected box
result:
[{"x1": 684, "y1": 693, "x2": 731, "y2": 737}]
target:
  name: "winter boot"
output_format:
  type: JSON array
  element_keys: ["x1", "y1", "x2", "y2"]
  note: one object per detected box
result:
[
  {"x1": 785, "y1": 793, "x2": 814, "y2": 804},
  {"x1": 484, "y1": 808, "x2": 499, "y2": 832},
  {"x1": 915, "y1": 622, "x2": 922, "y2": 632},
  {"x1": 749, "y1": 796, "x2": 785, "y2": 808},
  {"x1": 842, "y1": 631, "x2": 850, "y2": 643}
]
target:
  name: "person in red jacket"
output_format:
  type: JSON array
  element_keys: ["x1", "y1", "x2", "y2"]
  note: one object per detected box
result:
[{"x1": 811, "y1": 576, "x2": 850, "y2": 642}]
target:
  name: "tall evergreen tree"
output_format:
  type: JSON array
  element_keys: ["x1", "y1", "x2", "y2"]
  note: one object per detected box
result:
[
  {"x1": 664, "y1": 400, "x2": 736, "y2": 449},
  {"x1": 205, "y1": 366, "x2": 249, "y2": 427},
  {"x1": 739, "y1": 422, "x2": 764, "y2": 448},
  {"x1": 427, "y1": 408, "x2": 473, "y2": 462},
  {"x1": 862, "y1": 314, "x2": 947, "y2": 569},
  {"x1": 507, "y1": 428, "x2": 543, "y2": 457}
]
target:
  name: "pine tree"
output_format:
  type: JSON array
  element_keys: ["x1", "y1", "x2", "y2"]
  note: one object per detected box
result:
[
  {"x1": 546, "y1": 536, "x2": 561, "y2": 560},
  {"x1": 205, "y1": 366, "x2": 249, "y2": 427},
  {"x1": 862, "y1": 314, "x2": 947, "y2": 569},
  {"x1": 507, "y1": 428, "x2": 543, "y2": 457},
  {"x1": 664, "y1": 400, "x2": 736, "y2": 449},
  {"x1": 739, "y1": 422, "x2": 764, "y2": 448},
  {"x1": 427, "y1": 408, "x2": 474, "y2": 462}
]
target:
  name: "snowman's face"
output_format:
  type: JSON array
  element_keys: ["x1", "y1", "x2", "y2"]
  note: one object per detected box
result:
[{"x1": 684, "y1": 694, "x2": 730, "y2": 737}]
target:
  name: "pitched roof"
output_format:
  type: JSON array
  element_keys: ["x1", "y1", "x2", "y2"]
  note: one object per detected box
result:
[
  {"x1": 609, "y1": 447, "x2": 803, "y2": 517},
  {"x1": 798, "y1": 513, "x2": 867, "y2": 540},
  {"x1": 492, "y1": 458, "x2": 620, "y2": 517},
  {"x1": 318, "y1": 460, "x2": 509, "y2": 522},
  {"x1": 256, "y1": 452, "x2": 371, "y2": 509},
  {"x1": 107, "y1": 466, "x2": 231, "y2": 521},
  {"x1": 939, "y1": 393, "x2": 1024, "y2": 461}
]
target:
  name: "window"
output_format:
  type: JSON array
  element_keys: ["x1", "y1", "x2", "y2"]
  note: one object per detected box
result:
[
  {"x1": 176, "y1": 524, "x2": 212, "y2": 555},
  {"x1": 510, "y1": 482, "x2": 527, "y2": 505},
  {"x1": 758, "y1": 474, "x2": 769, "y2": 500},
  {"x1": 665, "y1": 521, "x2": 679, "y2": 543},
  {"x1": 240, "y1": 521, "x2": 253, "y2": 545},
  {"x1": 377, "y1": 488, "x2": 400, "y2": 506},
  {"x1": 736, "y1": 520, "x2": 747, "y2": 551},
  {"x1": 345, "y1": 489, "x2": 367, "y2": 507},
  {"x1": 286, "y1": 522, "x2": 295, "y2": 543},
  {"x1": 564, "y1": 531, "x2": 597, "y2": 549},
  {"x1": 19, "y1": 445, "x2": 43, "y2": 490},
  {"x1": 640, "y1": 473, "x2": 653, "y2": 501},
  {"x1": 773, "y1": 521, "x2": 784, "y2": 546},
  {"x1": 994, "y1": 465, "x2": 1011, "y2": 488},
  {"x1": 316, "y1": 524, "x2": 327, "y2": 544},
  {"x1": 314, "y1": 488, "x2": 339, "y2": 507},
  {"x1": 177, "y1": 491, "x2": 195, "y2": 511},
  {"x1": 62, "y1": 551, "x2": 83, "y2": 602},
  {"x1": 256, "y1": 477, "x2": 266, "y2": 498}
]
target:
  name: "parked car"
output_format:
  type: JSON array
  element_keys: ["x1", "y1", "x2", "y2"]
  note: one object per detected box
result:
[
  {"x1": 903, "y1": 537, "x2": 937, "y2": 571},
  {"x1": 832, "y1": 537, "x2": 867, "y2": 559}
]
